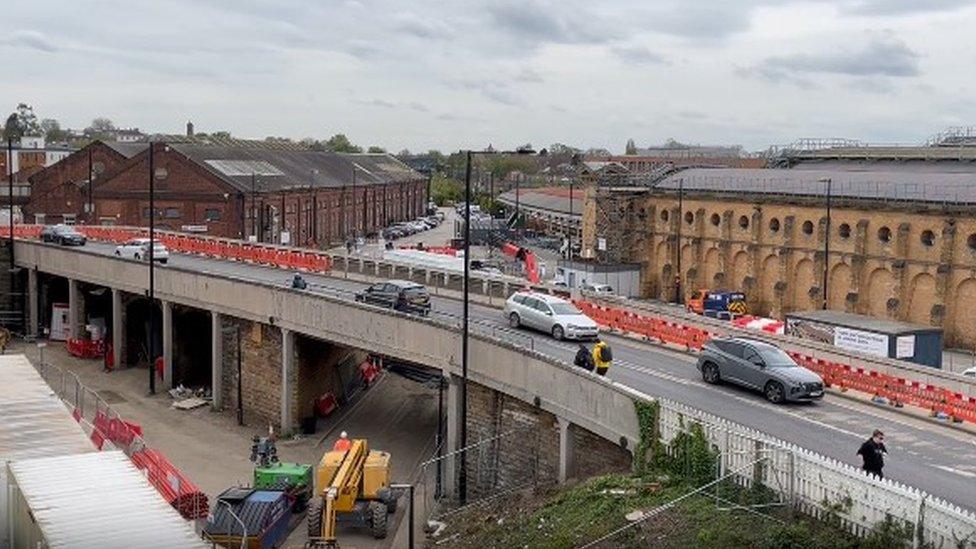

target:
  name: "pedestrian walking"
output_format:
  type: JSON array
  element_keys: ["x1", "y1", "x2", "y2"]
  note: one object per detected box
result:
[
  {"x1": 857, "y1": 429, "x2": 887, "y2": 478},
  {"x1": 574, "y1": 344, "x2": 594, "y2": 372},
  {"x1": 592, "y1": 339, "x2": 613, "y2": 376}
]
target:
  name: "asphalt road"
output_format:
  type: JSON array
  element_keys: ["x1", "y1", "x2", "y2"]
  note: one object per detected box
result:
[{"x1": 75, "y1": 241, "x2": 976, "y2": 510}]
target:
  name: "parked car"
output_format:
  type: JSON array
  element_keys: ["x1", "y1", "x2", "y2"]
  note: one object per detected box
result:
[
  {"x1": 355, "y1": 280, "x2": 431, "y2": 316},
  {"x1": 504, "y1": 292, "x2": 598, "y2": 340},
  {"x1": 580, "y1": 283, "x2": 614, "y2": 295},
  {"x1": 40, "y1": 224, "x2": 87, "y2": 246},
  {"x1": 697, "y1": 337, "x2": 825, "y2": 404},
  {"x1": 962, "y1": 367, "x2": 976, "y2": 378},
  {"x1": 114, "y1": 238, "x2": 170, "y2": 264}
]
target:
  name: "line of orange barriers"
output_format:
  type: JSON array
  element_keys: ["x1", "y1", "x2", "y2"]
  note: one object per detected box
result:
[
  {"x1": 66, "y1": 338, "x2": 105, "y2": 359},
  {"x1": 575, "y1": 298, "x2": 976, "y2": 425}
]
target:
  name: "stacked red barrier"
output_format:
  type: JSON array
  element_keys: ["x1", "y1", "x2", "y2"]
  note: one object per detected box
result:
[
  {"x1": 131, "y1": 448, "x2": 209, "y2": 520},
  {"x1": 66, "y1": 338, "x2": 105, "y2": 359}
]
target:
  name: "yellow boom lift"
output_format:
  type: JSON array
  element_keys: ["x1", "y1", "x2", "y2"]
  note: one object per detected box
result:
[{"x1": 306, "y1": 439, "x2": 398, "y2": 548}]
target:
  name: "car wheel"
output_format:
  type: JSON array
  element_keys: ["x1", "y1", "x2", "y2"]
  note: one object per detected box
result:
[
  {"x1": 159, "y1": 258, "x2": 168, "y2": 264},
  {"x1": 702, "y1": 363, "x2": 721, "y2": 384},
  {"x1": 764, "y1": 381, "x2": 786, "y2": 404},
  {"x1": 134, "y1": 253, "x2": 141, "y2": 261},
  {"x1": 552, "y1": 325, "x2": 565, "y2": 340},
  {"x1": 115, "y1": 250, "x2": 121, "y2": 256},
  {"x1": 508, "y1": 312, "x2": 521, "y2": 328}
]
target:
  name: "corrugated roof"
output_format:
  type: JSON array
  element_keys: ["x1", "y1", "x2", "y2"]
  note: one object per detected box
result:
[
  {"x1": 8, "y1": 451, "x2": 206, "y2": 548},
  {"x1": 785, "y1": 309, "x2": 941, "y2": 335},
  {"x1": 169, "y1": 143, "x2": 421, "y2": 193},
  {"x1": 0, "y1": 355, "x2": 95, "y2": 465},
  {"x1": 498, "y1": 188, "x2": 583, "y2": 216},
  {"x1": 656, "y1": 168, "x2": 976, "y2": 205}
]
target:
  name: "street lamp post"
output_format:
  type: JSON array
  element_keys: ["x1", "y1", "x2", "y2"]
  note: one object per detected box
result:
[
  {"x1": 567, "y1": 178, "x2": 574, "y2": 260},
  {"x1": 6, "y1": 138, "x2": 13, "y2": 275},
  {"x1": 674, "y1": 177, "x2": 684, "y2": 305},
  {"x1": 148, "y1": 141, "x2": 157, "y2": 395},
  {"x1": 458, "y1": 146, "x2": 536, "y2": 505},
  {"x1": 821, "y1": 177, "x2": 832, "y2": 310}
]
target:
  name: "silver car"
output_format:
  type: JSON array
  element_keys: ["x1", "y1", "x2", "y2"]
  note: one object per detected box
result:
[
  {"x1": 504, "y1": 292, "x2": 599, "y2": 340},
  {"x1": 696, "y1": 337, "x2": 825, "y2": 403}
]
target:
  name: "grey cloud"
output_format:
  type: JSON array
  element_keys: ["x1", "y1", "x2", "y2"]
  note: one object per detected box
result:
[
  {"x1": 450, "y1": 79, "x2": 522, "y2": 106},
  {"x1": 5, "y1": 30, "x2": 59, "y2": 52},
  {"x1": 847, "y1": 77, "x2": 896, "y2": 94},
  {"x1": 407, "y1": 102, "x2": 430, "y2": 112},
  {"x1": 487, "y1": 1, "x2": 613, "y2": 46},
  {"x1": 611, "y1": 45, "x2": 667, "y2": 65},
  {"x1": 749, "y1": 37, "x2": 921, "y2": 81},
  {"x1": 357, "y1": 99, "x2": 430, "y2": 112},
  {"x1": 513, "y1": 68, "x2": 544, "y2": 83},
  {"x1": 840, "y1": 0, "x2": 976, "y2": 15},
  {"x1": 395, "y1": 13, "x2": 452, "y2": 39}
]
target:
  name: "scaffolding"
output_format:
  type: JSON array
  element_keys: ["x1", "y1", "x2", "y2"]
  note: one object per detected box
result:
[{"x1": 591, "y1": 186, "x2": 651, "y2": 265}]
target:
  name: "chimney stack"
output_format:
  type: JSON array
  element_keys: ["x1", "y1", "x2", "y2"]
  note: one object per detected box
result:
[{"x1": 186, "y1": 121, "x2": 194, "y2": 137}]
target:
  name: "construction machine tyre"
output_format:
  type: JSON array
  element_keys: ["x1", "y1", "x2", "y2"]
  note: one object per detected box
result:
[
  {"x1": 307, "y1": 496, "x2": 324, "y2": 540},
  {"x1": 386, "y1": 496, "x2": 398, "y2": 514},
  {"x1": 369, "y1": 501, "x2": 388, "y2": 539}
]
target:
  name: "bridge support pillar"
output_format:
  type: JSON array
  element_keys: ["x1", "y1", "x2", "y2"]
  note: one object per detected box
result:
[
  {"x1": 27, "y1": 268, "x2": 38, "y2": 338},
  {"x1": 424, "y1": 270, "x2": 431, "y2": 284},
  {"x1": 211, "y1": 311, "x2": 222, "y2": 410},
  {"x1": 482, "y1": 280, "x2": 489, "y2": 295},
  {"x1": 502, "y1": 282, "x2": 509, "y2": 297},
  {"x1": 443, "y1": 373, "x2": 462, "y2": 499},
  {"x1": 280, "y1": 327, "x2": 295, "y2": 434},
  {"x1": 111, "y1": 288, "x2": 124, "y2": 369},
  {"x1": 558, "y1": 417, "x2": 574, "y2": 484},
  {"x1": 162, "y1": 300, "x2": 173, "y2": 390},
  {"x1": 443, "y1": 272, "x2": 449, "y2": 287},
  {"x1": 67, "y1": 278, "x2": 85, "y2": 340}
]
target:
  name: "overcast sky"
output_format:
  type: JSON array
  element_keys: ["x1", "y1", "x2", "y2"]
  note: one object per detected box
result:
[{"x1": 4, "y1": 0, "x2": 976, "y2": 153}]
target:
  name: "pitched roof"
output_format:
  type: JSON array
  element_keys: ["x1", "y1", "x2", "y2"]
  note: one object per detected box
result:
[
  {"x1": 103, "y1": 141, "x2": 149, "y2": 158},
  {"x1": 655, "y1": 167, "x2": 976, "y2": 205},
  {"x1": 168, "y1": 143, "x2": 421, "y2": 193}
]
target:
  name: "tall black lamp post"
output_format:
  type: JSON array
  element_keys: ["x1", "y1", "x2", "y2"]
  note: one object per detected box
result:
[
  {"x1": 458, "y1": 145, "x2": 536, "y2": 505},
  {"x1": 6, "y1": 138, "x2": 13, "y2": 274},
  {"x1": 820, "y1": 177, "x2": 832, "y2": 310},
  {"x1": 148, "y1": 141, "x2": 157, "y2": 395},
  {"x1": 674, "y1": 177, "x2": 684, "y2": 305}
]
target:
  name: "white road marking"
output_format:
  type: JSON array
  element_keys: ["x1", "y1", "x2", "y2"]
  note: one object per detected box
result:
[{"x1": 934, "y1": 465, "x2": 976, "y2": 479}]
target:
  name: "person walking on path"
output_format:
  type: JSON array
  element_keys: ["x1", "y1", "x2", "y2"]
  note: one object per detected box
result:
[
  {"x1": 857, "y1": 429, "x2": 887, "y2": 478},
  {"x1": 592, "y1": 339, "x2": 613, "y2": 377}
]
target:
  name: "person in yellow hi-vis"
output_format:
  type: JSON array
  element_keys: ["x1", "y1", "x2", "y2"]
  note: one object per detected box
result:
[{"x1": 592, "y1": 339, "x2": 613, "y2": 376}]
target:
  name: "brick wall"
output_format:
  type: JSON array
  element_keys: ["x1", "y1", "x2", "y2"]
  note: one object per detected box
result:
[
  {"x1": 220, "y1": 318, "x2": 283, "y2": 429},
  {"x1": 464, "y1": 381, "x2": 633, "y2": 499},
  {"x1": 26, "y1": 142, "x2": 129, "y2": 225}
]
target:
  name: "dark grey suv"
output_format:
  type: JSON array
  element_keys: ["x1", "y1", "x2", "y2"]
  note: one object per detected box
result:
[{"x1": 696, "y1": 337, "x2": 825, "y2": 403}]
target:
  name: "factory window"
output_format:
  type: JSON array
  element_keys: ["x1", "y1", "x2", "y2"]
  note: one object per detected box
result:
[
  {"x1": 920, "y1": 230, "x2": 935, "y2": 247},
  {"x1": 660, "y1": 209, "x2": 669, "y2": 222},
  {"x1": 968, "y1": 234, "x2": 976, "y2": 251},
  {"x1": 153, "y1": 167, "x2": 168, "y2": 180},
  {"x1": 204, "y1": 208, "x2": 221, "y2": 221},
  {"x1": 878, "y1": 226, "x2": 892, "y2": 243},
  {"x1": 710, "y1": 213, "x2": 720, "y2": 226},
  {"x1": 802, "y1": 220, "x2": 814, "y2": 235},
  {"x1": 768, "y1": 218, "x2": 780, "y2": 233},
  {"x1": 164, "y1": 207, "x2": 181, "y2": 219},
  {"x1": 838, "y1": 223, "x2": 851, "y2": 239},
  {"x1": 738, "y1": 215, "x2": 749, "y2": 229},
  {"x1": 684, "y1": 211, "x2": 694, "y2": 224}
]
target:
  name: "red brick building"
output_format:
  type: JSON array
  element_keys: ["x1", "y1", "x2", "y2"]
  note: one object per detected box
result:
[{"x1": 27, "y1": 140, "x2": 427, "y2": 246}]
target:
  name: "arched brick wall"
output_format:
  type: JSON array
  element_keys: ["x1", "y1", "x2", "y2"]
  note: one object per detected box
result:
[
  {"x1": 866, "y1": 268, "x2": 896, "y2": 318},
  {"x1": 906, "y1": 273, "x2": 936, "y2": 325},
  {"x1": 828, "y1": 262, "x2": 852, "y2": 310},
  {"x1": 704, "y1": 247, "x2": 721, "y2": 287},
  {"x1": 732, "y1": 250, "x2": 750, "y2": 289},
  {"x1": 952, "y1": 278, "x2": 976, "y2": 348},
  {"x1": 792, "y1": 258, "x2": 815, "y2": 311}
]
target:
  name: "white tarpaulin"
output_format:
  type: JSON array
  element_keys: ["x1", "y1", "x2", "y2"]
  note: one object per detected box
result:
[{"x1": 833, "y1": 326, "x2": 888, "y2": 357}]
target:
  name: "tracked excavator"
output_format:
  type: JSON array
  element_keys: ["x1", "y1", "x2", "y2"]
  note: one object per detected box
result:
[{"x1": 306, "y1": 439, "x2": 398, "y2": 548}]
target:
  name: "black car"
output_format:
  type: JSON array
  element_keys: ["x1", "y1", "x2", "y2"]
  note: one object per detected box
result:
[
  {"x1": 355, "y1": 280, "x2": 431, "y2": 316},
  {"x1": 40, "y1": 224, "x2": 87, "y2": 246}
]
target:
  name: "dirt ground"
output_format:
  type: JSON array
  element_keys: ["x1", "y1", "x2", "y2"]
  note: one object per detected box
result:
[{"x1": 9, "y1": 340, "x2": 441, "y2": 549}]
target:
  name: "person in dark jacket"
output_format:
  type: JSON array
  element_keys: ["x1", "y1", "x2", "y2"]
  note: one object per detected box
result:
[
  {"x1": 857, "y1": 429, "x2": 887, "y2": 478},
  {"x1": 292, "y1": 273, "x2": 308, "y2": 290},
  {"x1": 574, "y1": 344, "x2": 594, "y2": 372}
]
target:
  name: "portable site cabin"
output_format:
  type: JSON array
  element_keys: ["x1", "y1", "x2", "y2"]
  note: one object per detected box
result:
[
  {"x1": 785, "y1": 309, "x2": 944, "y2": 368},
  {"x1": 7, "y1": 451, "x2": 206, "y2": 549},
  {"x1": 0, "y1": 355, "x2": 96, "y2": 547}
]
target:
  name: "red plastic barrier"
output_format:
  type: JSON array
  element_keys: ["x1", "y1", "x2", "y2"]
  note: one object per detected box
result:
[
  {"x1": 67, "y1": 338, "x2": 105, "y2": 359},
  {"x1": 131, "y1": 448, "x2": 209, "y2": 520},
  {"x1": 359, "y1": 359, "x2": 381, "y2": 387},
  {"x1": 315, "y1": 393, "x2": 339, "y2": 417}
]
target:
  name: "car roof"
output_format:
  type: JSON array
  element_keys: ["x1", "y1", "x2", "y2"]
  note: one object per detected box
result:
[
  {"x1": 724, "y1": 337, "x2": 781, "y2": 351},
  {"x1": 515, "y1": 291, "x2": 568, "y2": 304},
  {"x1": 385, "y1": 279, "x2": 424, "y2": 288}
]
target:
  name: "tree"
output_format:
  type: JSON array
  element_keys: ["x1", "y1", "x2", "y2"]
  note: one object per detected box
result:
[
  {"x1": 397, "y1": 149, "x2": 412, "y2": 157},
  {"x1": 625, "y1": 138, "x2": 638, "y2": 155},
  {"x1": 548, "y1": 143, "x2": 581, "y2": 155},
  {"x1": 40, "y1": 118, "x2": 67, "y2": 142},
  {"x1": 4, "y1": 103, "x2": 42, "y2": 140},
  {"x1": 85, "y1": 117, "x2": 116, "y2": 140},
  {"x1": 430, "y1": 173, "x2": 463, "y2": 206},
  {"x1": 367, "y1": 145, "x2": 386, "y2": 154},
  {"x1": 324, "y1": 133, "x2": 363, "y2": 153}
]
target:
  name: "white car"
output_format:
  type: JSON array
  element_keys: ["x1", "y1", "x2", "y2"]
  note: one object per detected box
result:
[
  {"x1": 504, "y1": 291, "x2": 599, "y2": 340},
  {"x1": 115, "y1": 238, "x2": 170, "y2": 264},
  {"x1": 580, "y1": 283, "x2": 614, "y2": 295}
]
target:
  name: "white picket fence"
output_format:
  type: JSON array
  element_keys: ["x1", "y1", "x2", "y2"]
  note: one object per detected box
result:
[{"x1": 657, "y1": 398, "x2": 976, "y2": 548}]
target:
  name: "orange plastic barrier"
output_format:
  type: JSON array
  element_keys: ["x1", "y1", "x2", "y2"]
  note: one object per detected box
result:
[{"x1": 577, "y1": 298, "x2": 976, "y2": 424}]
